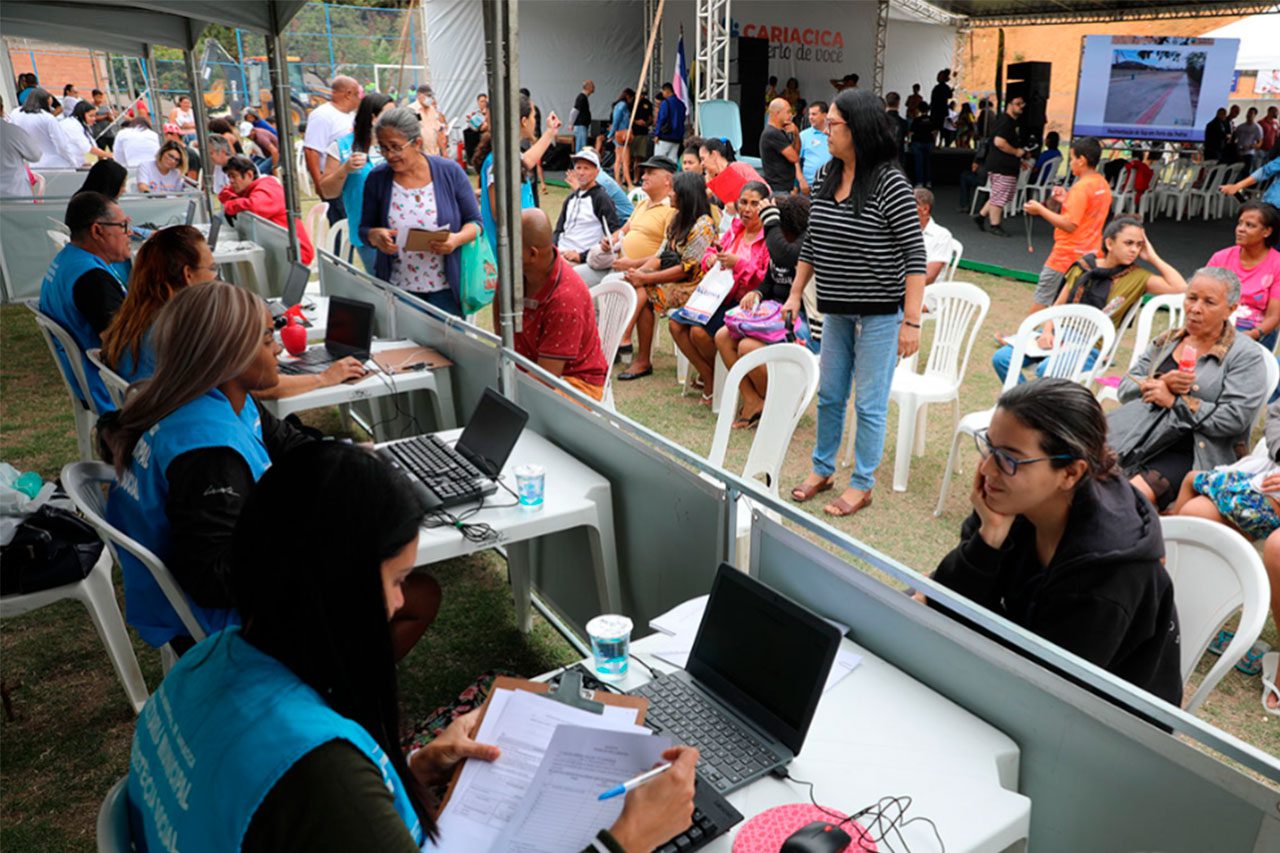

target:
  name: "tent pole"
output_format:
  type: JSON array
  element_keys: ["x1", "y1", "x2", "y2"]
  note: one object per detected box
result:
[
  {"x1": 185, "y1": 44, "x2": 216, "y2": 215},
  {"x1": 144, "y1": 46, "x2": 161, "y2": 122},
  {"x1": 0, "y1": 39, "x2": 18, "y2": 114},
  {"x1": 482, "y1": 0, "x2": 522, "y2": 368},
  {"x1": 266, "y1": 10, "x2": 301, "y2": 265}
]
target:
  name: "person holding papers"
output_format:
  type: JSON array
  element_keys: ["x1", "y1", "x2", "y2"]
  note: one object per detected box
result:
[{"x1": 126, "y1": 441, "x2": 698, "y2": 853}]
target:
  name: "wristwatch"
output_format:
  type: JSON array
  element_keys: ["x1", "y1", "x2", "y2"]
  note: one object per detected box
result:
[{"x1": 903, "y1": 319, "x2": 922, "y2": 329}]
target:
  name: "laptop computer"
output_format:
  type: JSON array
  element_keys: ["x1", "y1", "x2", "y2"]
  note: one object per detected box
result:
[
  {"x1": 184, "y1": 198, "x2": 198, "y2": 227},
  {"x1": 278, "y1": 295, "x2": 375, "y2": 374},
  {"x1": 206, "y1": 214, "x2": 223, "y2": 252},
  {"x1": 268, "y1": 261, "x2": 311, "y2": 322},
  {"x1": 378, "y1": 387, "x2": 529, "y2": 508},
  {"x1": 631, "y1": 563, "x2": 842, "y2": 795}
]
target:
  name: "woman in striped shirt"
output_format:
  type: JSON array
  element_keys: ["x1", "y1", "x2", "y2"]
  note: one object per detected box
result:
[{"x1": 782, "y1": 89, "x2": 927, "y2": 517}]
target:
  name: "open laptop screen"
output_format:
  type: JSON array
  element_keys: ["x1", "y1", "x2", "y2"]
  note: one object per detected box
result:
[
  {"x1": 456, "y1": 387, "x2": 529, "y2": 477},
  {"x1": 280, "y1": 261, "x2": 309, "y2": 309},
  {"x1": 324, "y1": 296, "x2": 374, "y2": 358},
  {"x1": 686, "y1": 564, "x2": 841, "y2": 754}
]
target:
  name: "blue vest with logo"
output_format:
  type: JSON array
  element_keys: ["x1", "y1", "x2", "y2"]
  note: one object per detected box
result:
[
  {"x1": 127, "y1": 629, "x2": 426, "y2": 853},
  {"x1": 113, "y1": 329, "x2": 156, "y2": 384},
  {"x1": 336, "y1": 132, "x2": 385, "y2": 249},
  {"x1": 106, "y1": 390, "x2": 270, "y2": 647},
  {"x1": 38, "y1": 244, "x2": 126, "y2": 413}
]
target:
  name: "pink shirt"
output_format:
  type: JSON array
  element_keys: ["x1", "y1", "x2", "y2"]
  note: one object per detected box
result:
[{"x1": 1208, "y1": 245, "x2": 1280, "y2": 332}]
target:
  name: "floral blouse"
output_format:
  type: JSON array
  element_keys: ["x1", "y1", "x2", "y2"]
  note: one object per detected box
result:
[
  {"x1": 387, "y1": 181, "x2": 447, "y2": 294},
  {"x1": 665, "y1": 214, "x2": 718, "y2": 288}
]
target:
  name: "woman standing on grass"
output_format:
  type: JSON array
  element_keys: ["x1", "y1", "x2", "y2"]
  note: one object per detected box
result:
[{"x1": 782, "y1": 88, "x2": 926, "y2": 518}]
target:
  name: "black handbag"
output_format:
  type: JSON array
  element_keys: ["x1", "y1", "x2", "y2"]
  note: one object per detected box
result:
[{"x1": 0, "y1": 505, "x2": 104, "y2": 596}]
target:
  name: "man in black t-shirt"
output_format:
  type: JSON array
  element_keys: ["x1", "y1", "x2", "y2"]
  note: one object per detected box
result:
[
  {"x1": 885, "y1": 91, "x2": 908, "y2": 160},
  {"x1": 976, "y1": 95, "x2": 1027, "y2": 236},
  {"x1": 929, "y1": 69, "x2": 952, "y2": 136},
  {"x1": 572, "y1": 80, "x2": 595, "y2": 152},
  {"x1": 1203, "y1": 107, "x2": 1230, "y2": 161},
  {"x1": 760, "y1": 98, "x2": 801, "y2": 194}
]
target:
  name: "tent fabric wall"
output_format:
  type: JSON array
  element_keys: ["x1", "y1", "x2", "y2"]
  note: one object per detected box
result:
[
  {"x1": 884, "y1": 17, "x2": 959, "y2": 104},
  {"x1": 1203, "y1": 13, "x2": 1280, "y2": 71}
]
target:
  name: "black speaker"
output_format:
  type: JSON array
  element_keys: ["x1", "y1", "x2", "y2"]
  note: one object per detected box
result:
[
  {"x1": 737, "y1": 36, "x2": 769, "y2": 157},
  {"x1": 1007, "y1": 62, "x2": 1051, "y2": 147}
]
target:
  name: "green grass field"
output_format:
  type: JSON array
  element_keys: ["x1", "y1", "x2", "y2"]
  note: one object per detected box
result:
[{"x1": 1, "y1": 185, "x2": 1275, "y2": 849}]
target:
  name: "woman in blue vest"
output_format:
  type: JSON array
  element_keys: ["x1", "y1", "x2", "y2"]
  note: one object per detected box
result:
[
  {"x1": 476, "y1": 93, "x2": 562, "y2": 259},
  {"x1": 317, "y1": 91, "x2": 393, "y2": 274},
  {"x1": 99, "y1": 282, "x2": 437, "y2": 654},
  {"x1": 128, "y1": 441, "x2": 698, "y2": 852}
]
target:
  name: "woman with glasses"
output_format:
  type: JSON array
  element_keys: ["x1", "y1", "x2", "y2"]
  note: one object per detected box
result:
[
  {"x1": 362, "y1": 108, "x2": 482, "y2": 317},
  {"x1": 137, "y1": 140, "x2": 188, "y2": 193},
  {"x1": 929, "y1": 378, "x2": 1183, "y2": 707}
]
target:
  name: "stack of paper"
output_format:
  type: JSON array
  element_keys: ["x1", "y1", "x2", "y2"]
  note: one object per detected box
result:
[
  {"x1": 644, "y1": 597, "x2": 864, "y2": 694},
  {"x1": 436, "y1": 689, "x2": 660, "y2": 853}
]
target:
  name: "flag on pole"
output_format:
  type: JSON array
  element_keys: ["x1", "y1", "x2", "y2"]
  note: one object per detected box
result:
[{"x1": 673, "y1": 29, "x2": 690, "y2": 111}]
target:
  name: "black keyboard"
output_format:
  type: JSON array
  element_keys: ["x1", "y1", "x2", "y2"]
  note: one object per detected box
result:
[
  {"x1": 378, "y1": 434, "x2": 497, "y2": 508},
  {"x1": 655, "y1": 779, "x2": 743, "y2": 853},
  {"x1": 278, "y1": 347, "x2": 338, "y2": 374},
  {"x1": 632, "y1": 675, "x2": 779, "y2": 794}
]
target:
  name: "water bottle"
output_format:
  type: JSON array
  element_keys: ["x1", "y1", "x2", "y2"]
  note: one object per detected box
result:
[{"x1": 1177, "y1": 344, "x2": 1197, "y2": 375}]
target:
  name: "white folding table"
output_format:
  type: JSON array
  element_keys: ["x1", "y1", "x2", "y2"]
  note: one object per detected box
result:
[
  {"x1": 548, "y1": 612, "x2": 1032, "y2": 853},
  {"x1": 407, "y1": 428, "x2": 620, "y2": 632}
]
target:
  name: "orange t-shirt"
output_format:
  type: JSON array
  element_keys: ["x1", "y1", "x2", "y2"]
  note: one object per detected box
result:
[{"x1": 1046, "y1": 171, "x2": 1112, "y2": 273}]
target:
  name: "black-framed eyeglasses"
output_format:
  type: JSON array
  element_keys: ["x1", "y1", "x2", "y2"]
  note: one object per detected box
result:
[
  {"x1": 95, "y1": 220, "x2": 131, "y2": 232},
  {"x1": 974, "y1": 430, "x2": 1075, "y2": 477}
]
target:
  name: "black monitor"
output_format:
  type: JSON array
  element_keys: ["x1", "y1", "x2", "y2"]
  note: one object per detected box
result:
[
  {"x1": 323, "y1": 296, "x2": 375, "y2": 360},
  {"x1": 280, "y1": 261, "x2": 309, "y2": 309},
  {"x1": 455, "y1": 387, "x2": 530, "y2": 478},
  {"x1": 206, "y1": 214, "x2": 223, "y2": 251}
]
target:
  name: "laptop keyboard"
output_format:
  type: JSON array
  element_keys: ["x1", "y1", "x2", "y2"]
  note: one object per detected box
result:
[
  {"x1": 633, "y1": 675, "x2": 778, "y2": 793},
  {"x1": 378, "y1": 434, "x2": 496, "y2": 508}
]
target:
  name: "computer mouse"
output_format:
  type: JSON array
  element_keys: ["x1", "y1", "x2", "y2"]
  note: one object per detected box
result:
[{"x1": 780, "y1": 820, "x2": 852, "y2": 853}]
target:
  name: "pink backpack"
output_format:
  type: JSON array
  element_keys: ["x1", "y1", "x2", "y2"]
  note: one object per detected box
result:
[{"x1": 723, "y1": 300, "x2": 808, "y2": 345}]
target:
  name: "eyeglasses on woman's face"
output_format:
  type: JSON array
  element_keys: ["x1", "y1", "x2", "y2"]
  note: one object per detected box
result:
[{"x1": 974, "y1": 429, "x2": 1074, "y2": 477}]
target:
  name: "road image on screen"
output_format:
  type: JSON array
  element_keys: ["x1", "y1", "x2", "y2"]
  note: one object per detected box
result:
[{"x1": 1073, "y1": 35, "x2": 1239, "y2": 142}]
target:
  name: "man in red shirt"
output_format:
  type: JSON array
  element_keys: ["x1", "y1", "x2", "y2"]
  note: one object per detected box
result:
[
  {"x1": 505, "y1": 209, "x2": 609, "y2": 400},
  {"x1": 218, "y1": 156, "x2": 314, "y2": 265}
]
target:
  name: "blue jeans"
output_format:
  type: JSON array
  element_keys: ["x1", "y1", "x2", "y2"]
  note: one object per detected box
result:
[
  {"x1": 992, "y1": 344, "x2": 1099, "y2": 384},
  {"x1": 574, "y1": 125, "x2": 589, "y2": 152},
  {"x1": 420, "y1": 288, "x2": 464, "y2": 317},
  {"x1": 910, "y1": 141, "x2": 933, "y2": 186},
  {"x1": 812, "y1": 312, "x2": 902, "y2": 491}
]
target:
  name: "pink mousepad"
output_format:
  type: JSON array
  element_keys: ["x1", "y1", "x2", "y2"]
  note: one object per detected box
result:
[{"x1": 732, "y1": 803, "x2": 876, "y2": 852}]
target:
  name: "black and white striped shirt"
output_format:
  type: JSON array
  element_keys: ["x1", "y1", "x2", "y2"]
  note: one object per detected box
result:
[{"x1": 799, "y1": 162, "x2": 927, "y2": 316}]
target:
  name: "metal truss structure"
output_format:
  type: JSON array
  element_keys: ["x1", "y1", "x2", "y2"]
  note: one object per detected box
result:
[
  {"x1": 643, "y1": 0, "x2": 665, "y2": 100},
  {"x1": 931, "y1": 1, "x2": 1278, "y2": 28},
  {"x1": 694, "y1": 0, "x2": 731, "y2": 131}
]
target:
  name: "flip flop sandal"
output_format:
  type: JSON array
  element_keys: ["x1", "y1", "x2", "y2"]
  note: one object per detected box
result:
[
  {"x1": 790, "y1": 477, "x2": 834, "y2": 503},
  {"x1": 1207, "y1": 628, "x2": 1235, "y2": 656},
  {"x1": 732, "y1": 412, "x2": 762, "y2": 430},
  {"x1": 617, "y1": 367, "x2": 653, "y2": 381},
  {"x1": 698, "y1": 393, "x2": 713, "y2": 407},
  {"x1": 1235, "y1": 641, "x2": 1271, "y2": 677},
  {"x1": 1261, "y1": 652, "x2": 1280, "y2": 716},
  {"x1": 823, "y1": 491, "x2": 873, "y2": 518}
]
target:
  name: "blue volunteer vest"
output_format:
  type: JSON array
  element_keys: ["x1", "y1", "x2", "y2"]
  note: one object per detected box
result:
[
  {"x1": 127, "y1": 629, "x2": 426, "y2": 853},
  {"x1": 106, "y1": 389, "x2": 270, "y2": 647},
  {"x1": 479, "y1": 151, "x2": 536, "y2": 257},
  {"x1": 38, "y1": 244, "x2": 126, "y2": 413},
  {"x1": 336, "y1": 132, "x2": 384, "y2": 249},
  {"x1": 114, "y1": 329, "x2": 156, "y2": 383}
]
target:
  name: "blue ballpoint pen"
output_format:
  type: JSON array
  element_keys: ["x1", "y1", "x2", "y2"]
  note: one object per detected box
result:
[{"x1": 597, "y1": 763, "x2": 673, "y2": 801}]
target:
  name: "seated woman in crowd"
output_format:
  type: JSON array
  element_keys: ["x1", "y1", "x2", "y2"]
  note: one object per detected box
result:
[
  {"x1": 681, "y1": 141, "x2": 704, "y2": 175},
  {"x1": 72, "y1": 158, "x2": 128, "y2": 204},
  {"x1": 319, "y1": 91, "x2": 393, "y2": 273},
  {"x1": 219, "y1": 156, "x2": 315, "y2": 265},
  {"x1": 61, "y1": 100, "x2": 112, "y2": 167},
  {"x1": 127, "y1": 441, "x2": 697, "y2": 852},
  {"x1": 99, "y1": 226, "x2": 363, "y2": 389},
  {"x1": 136, "y1": 140, "x2": 188, "y2": 194},
  {"x1": 101, "y1": 282, "x2": 436, "y2": 653},
  {"x1": 1206, "y1": 201, "x2": 1280, "y2": 350},
  {"x1": 668, "y1": 181, "x2": 771, "y2": 404},
  {"x1": 928, "y1": 378, "x2": 1183, "y2": 707},
  {"x1": 698, "y1": 138, "x2": 764, "y2": 222},
  {"x1": 992, "y1": 216, "x2": 1187, "y2": 383},
  {"x1": 362, "y1": 108, "x2": 481, "y2": 317},
  {"x1": 1108, "y1": 267, "x2": 1269, "y2": 513},
  {"x1": 621, "y1": 171, "x2": 718, "y2": 378},
  {"x1": 714, "y1": 193, "x2": 812, "y2": 429}
]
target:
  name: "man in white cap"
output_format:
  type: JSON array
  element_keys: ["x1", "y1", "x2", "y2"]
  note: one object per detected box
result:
[{"x1": 552, "y1": 148, "x2": 620, "y2": 264}]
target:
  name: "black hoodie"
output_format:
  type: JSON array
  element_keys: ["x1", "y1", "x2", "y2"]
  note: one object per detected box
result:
[{"x1": 931, "y1": 475, "x2": 1183, "y2": 708}]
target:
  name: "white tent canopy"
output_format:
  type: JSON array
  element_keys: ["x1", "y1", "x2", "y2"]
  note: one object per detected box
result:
[{"x1": 1202, "y1": 12, "x2": 1280, "y2": 71}]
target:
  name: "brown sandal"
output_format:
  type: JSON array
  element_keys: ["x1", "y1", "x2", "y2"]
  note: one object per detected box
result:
[
  {"x1": 823, "y1": 491, "x2": 873, "y2": 518},
  {"x1": 790, "y1": 476, "x2": 834, "y2": 503}
]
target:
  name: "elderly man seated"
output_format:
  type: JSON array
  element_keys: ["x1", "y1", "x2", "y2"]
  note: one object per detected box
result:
[
  {"x1": 497, "y1": 209, "x2": 610, "y2": 401},
  {"x1": 913, "y1": 188, "x2": 953, "y2": 284},
  {"x1": 553, "y1": 148, "x2": 620, "y2": 265}
]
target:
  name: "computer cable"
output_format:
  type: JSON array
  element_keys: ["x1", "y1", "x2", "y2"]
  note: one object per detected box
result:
[{"x1": 772, "y1": 769, "x2": 945, "y2": 853}]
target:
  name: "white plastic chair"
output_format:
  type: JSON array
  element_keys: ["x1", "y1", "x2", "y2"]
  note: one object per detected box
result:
[
  {"x1": 62, "y1": 462, "x2": 208, "y2": 666},
  {"x1": 328, "y1": 218, "x2": 353, "y2": 263},
  {"x1": 934, "y1": 304, "x2": 1114, "y2": 516},
  {"x1": 1095, "y1": 294, "x2": 1184, "y2": 404},
  {"x1": 27, "y1": 303, "x2": 103, "y2": 462},
  {"x1": 590, "y1": 276, "x2": 638, "y2": 411},
  {"x1": 97, "y1": 776, "x2": 130, "y2": 853},
  {"x1": 706, "y1": 344, "x2": 819, "y2": 563},
  {"x1": 294, "y1": 143, "x2": 312, "y2": 196},
  {"x1": 85, "y1": 349, "x2": 129, "y2": 410},
  {"x1": 0, "y1": 523, "x2": 148, "y2": 714},
  {"x1": 47, "y1": 229, "x2": 70, "y2": 251},
  {"x1": 303, "y1": 202, "x2": 330, "y2": 271},
  {"x1": 626, "y1": 186, "x2": 648, "y2": 207},
  {"x1": 47, "y1": 216, "x2": 70, "y2": 235},
  {"x1": 946, "y1": 238, "x2": 963, "y2": 281},
  {"x1": 1110, "y1": 166, "x2": 1137, "y2": 215},
  {"x1": 855, "y1": 282, "x2": 989, "y2": 492},
  {"x1": 1160, "y1": 516, "x2": 1272, "y2": 714}
]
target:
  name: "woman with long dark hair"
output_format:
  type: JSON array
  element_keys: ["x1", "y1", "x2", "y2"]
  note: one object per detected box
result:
[
  {"x1": 928, "y1": 379, "x2": 1183, "y2": 707},
  {"x1": 620, "y1": 170, "x2": 719, "y2": 376},
  {"x1": 61, "y1": 99, "x2": 112, "y2": 164},
  {"x1": 1206, "y1": 200, "x2": 1280, "y2": 349},
  {"x1": 11, "y1": 87, "x2": 80, "y2": 168},
  {"x1": 781, "y1": 89, "x2": 927, "y2": 518},
  {"x1": 71, "y1": 158, "x2": 128, "y2": 203},
  {"x1": 318, "y1": 91, "x2": 394, "y2": 272},
  {"x1": 477, "y1": 94, "x2": 561, "y2": 259}
]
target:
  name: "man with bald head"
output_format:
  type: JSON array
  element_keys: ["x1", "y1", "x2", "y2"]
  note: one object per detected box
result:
[
  {"x1": 506, "y1": 209, "x2": 609, "y2": 400},
  {"x1": 760, "y1": 98, "x2": 800, "y2": 194},
  {"x1": 303, "y1": 75, "x2": 361, "y2": 224}
]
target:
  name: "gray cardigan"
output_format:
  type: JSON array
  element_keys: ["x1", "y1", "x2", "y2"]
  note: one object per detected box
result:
[{"x1": 1109, "y1": 324, "x2": 1269, "y2": 472}]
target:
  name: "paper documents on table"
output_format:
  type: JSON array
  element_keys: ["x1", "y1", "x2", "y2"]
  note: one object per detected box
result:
[
  {"x1": 646, "y1": 597, "x2": 862, "y2": 694},
  {"x1": 435, "y1": 689, "x2": 648, "y2": 852},
  {"x1": 491, "y1": 725, "x2": 671, "y2": 853}
]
